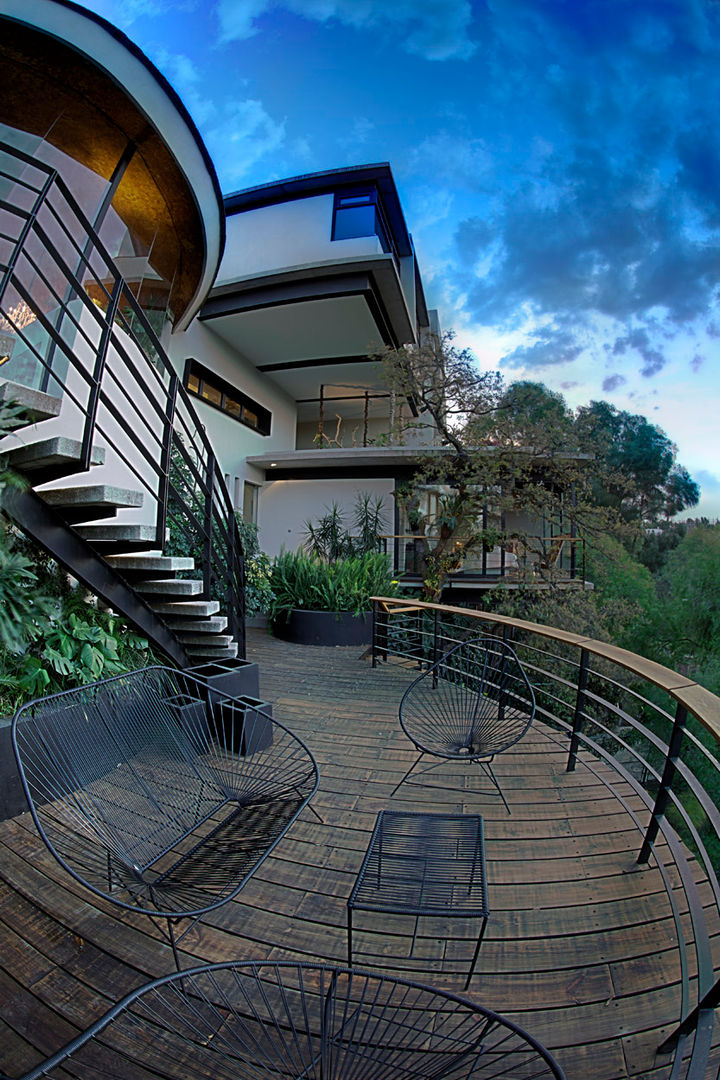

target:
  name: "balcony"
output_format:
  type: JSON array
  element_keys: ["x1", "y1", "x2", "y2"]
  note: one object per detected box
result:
[
  {"x1": 383, "y1": 533, "x2": 587, "y2": 590},
  {"x1": 1, "y1": 605, "x2": 719, "y2": 1078}
]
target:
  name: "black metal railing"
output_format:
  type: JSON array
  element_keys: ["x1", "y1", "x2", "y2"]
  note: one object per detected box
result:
[
  {"x1": 380, "y1": 533, "x2": 586, "y2": 584},
  {"x1": 0, "y1": 140, "x2": 244, "y2": 655},
  {"x1": 371, "y1": 596, "x2": 720, "y2": 1080}
]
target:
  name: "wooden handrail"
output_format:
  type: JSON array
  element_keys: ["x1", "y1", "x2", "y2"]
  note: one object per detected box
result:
[{"x1": 371, "y1": 595, "x2": 720, "y2": 743}]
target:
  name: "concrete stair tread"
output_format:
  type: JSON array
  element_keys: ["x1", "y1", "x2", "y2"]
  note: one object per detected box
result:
[
  {"x1": 185, "y1": 645, "x2": 239, "y2": 660},
  {"x1": 76, "y1": 524, "x2": 158, "y2": 541},
  {"x1": 40, "y1": 485, "x2": 144, "y2": 509},
  {"x1": 175, "y1": 632, "x2": 234, "y2": 646},
  {"x1": 135, "y1": 579, "x2": 203, "y2": 597},
  {"x1": 105, "y1": 554, "x2": 195, "y2": 573},
  {"x1": 150, "y1": 599, "x2": 220, "y2": 617},
  {"x1": 167, "y1": 616, "x2": 228, "y2": 633},
  {"x1": 6, "y1": 437, "x2": 105, "y2": 475},
  {"x1": 0, "y1": 381, "x2": 63, "y2": 426}
]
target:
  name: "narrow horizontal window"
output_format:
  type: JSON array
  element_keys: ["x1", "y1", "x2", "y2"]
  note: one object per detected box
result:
[{"x1": 184, "y1": 359, "x2": 271, "y2": 436}]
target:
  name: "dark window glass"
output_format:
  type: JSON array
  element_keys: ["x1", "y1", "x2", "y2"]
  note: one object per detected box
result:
[
  {"x1": 184, "y1": 359, "x2": 271, "y2": 436},
  {"x1": 332, "y1": 189, "x2": 394, "y2": 257}
]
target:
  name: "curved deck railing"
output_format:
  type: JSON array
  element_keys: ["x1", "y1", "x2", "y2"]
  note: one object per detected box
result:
[{"x1": 371, "y1": 596, "x2": 720, "y2": 1080}]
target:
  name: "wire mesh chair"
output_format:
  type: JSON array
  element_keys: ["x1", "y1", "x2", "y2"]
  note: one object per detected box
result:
[
  {"x1": 11, "y1": 961, "x2": 567, "y2": 1080},
  {"x1": 11, "y1": 666, "x2": 319, "y2": 966},
  {"x1": 392, "y1": 637, "x2": 536, "y2": 813}
]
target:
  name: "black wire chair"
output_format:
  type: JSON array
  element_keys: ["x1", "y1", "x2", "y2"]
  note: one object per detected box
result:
[
  {"x1": 10, "y1": 961, "x2": 567, "y2": 1080},
  {"x1": 11, "y1": 667, "x2": 319, "y2": 966},
  {"x1": 392, "y1": 637, "x2": 536, "y2": 813}
]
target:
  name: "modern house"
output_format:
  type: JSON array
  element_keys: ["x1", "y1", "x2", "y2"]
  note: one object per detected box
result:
[
  {"x1": 0, "y1": 0, "x2": 582, "y2": 671},
  {"x1": 2, "y1": 6, "x2": 720, "y2": 1080}
]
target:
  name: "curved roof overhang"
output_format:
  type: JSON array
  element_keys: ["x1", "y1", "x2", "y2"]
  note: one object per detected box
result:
[{"x1": 1, "y1": 0, "x2": 224, "y2": 329}]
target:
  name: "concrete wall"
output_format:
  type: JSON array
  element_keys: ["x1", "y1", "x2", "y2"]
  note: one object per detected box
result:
[
  {"x1": 258, "y1": 477, "x2": 396, "y2": 558},
  {"x1": 217, "y1": 197, "x2": 382, "y2": 284},
  {"x1": 169, "y1": 320, "x2": 297, "y2": 501}
]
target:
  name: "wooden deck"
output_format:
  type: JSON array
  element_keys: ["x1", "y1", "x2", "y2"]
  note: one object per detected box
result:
[{"x1": 0, "y1": 630, "x2": 717, "y2": 1079}]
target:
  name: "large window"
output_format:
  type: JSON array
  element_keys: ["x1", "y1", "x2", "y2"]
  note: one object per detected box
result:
[
  {"x1": 331, "y1": 189, "x2": 395, "y2": 259},
  {"x1": 185, "y1": 360, "x2": 271, "y2": 436}
]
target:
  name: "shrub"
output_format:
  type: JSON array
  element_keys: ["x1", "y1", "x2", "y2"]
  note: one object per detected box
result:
[{"x1": 269, "y1": 549, "x2": 400, "y2": 619}]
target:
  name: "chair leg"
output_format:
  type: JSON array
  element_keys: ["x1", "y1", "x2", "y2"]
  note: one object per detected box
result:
[
  {"x1": 480, "y1": 761, "x2": 511, "y2": 815},
  {"x1": 390, "y1": 753, "x2": 426, "y2": 797},
  {"x1": 304, "y1": 801, "x2": 325, "y2": 826}
]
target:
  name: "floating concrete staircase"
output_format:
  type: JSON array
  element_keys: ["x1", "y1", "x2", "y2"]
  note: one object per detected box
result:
[{"x1": 1, "y1": 379, "x2": 240, "y2": 663}]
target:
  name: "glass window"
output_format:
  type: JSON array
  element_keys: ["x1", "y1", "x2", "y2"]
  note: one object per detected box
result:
[
  {"x1": 243, "y1": 481, "x2": 260, "y2": 524},
  {"x1": 332, "y1": 189, "x2": 394, "y2": 257},
  {"x1": 184, "y1": 359, "x2": 271, "y2": 436}
]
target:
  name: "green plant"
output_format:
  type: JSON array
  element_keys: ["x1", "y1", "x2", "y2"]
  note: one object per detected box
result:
[
  {"x1": 0, "y1": 595, "x2": 156, "y2": 711},
  {"x1": 235, "y1": 518, "x2": 275, "y2": 616},
  {"x1": 304, "y1": 493, "x2": 388, "y2": 562},
  {"x1": 269, "y1": 549, "x2": 400, "y2": 619}
]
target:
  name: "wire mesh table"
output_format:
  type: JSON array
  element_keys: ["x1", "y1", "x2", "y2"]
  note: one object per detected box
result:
[{"x1": 347, "y1": 810, "x2": 489, "y2": 989}]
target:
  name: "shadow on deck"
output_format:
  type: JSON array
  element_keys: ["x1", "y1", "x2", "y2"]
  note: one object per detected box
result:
[{"x1": 0, "y1": 629, "x2": 716, "y2": 1079}]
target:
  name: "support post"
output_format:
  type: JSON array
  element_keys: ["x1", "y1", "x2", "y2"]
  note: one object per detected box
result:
[
  {"x1": 638, "y1": 703, "x2": 688, "y2": 864},
  {"x1": 567, "y1": 648, "x2": 589, "y2": 772}
]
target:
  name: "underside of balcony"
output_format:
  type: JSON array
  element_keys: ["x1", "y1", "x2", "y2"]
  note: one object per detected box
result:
[{"x1": 0, "y1": 630, "x2": 718, "y2": 1079}]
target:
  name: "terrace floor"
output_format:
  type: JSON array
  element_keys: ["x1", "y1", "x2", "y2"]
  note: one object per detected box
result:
[{"x1": 0, "y1": 630, "x2": 718, "y2": 1079}]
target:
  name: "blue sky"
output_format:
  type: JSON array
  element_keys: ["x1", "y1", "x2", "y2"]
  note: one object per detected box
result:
[{"x1": 82, "y1": 0, "x2": 719, "y2": 518}]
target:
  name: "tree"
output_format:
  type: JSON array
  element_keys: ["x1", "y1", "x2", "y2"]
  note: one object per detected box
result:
[
  {"x1": 374, "y1": 333, "x2": 597, "y2": 600},
  {"x1": 574, "y1": 402, "x2": 700, "y2": 542}
]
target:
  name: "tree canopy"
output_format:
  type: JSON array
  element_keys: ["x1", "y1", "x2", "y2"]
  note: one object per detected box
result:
[{"x1": 373, "y1": 332, "x2": 700, "y2": 598}]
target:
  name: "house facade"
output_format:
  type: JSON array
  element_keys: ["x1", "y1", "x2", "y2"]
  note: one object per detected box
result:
[{"x1": 0, "y1": 0, "x2": 584, "y2": 666}]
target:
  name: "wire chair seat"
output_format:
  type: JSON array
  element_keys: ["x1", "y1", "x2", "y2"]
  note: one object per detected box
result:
[
  {"x1": 12, "y1": 961, "x2": 566, "y2": 1080},
  {"x1": 11, "y1": 667, "x2": 318, "y2": 954},
  {"x1": 393, "y1": 637, "x2": 536, "y2": 812}
]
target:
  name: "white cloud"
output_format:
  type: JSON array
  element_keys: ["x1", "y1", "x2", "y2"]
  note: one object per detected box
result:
[
  {"x1": 208, "y1": 99, "x2": 287, "y2": 187},
  {"x1": 145, "y1": 48, "x2": 286, "y2": 188},
  {"x1": 216, "y1": 0, "x2": 476, "y2": 60}
]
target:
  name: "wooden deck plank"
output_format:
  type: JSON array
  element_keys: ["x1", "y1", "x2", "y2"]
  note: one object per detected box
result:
[{"x1": 0, "y1": 629, "x2": 716, "y2": 1080}]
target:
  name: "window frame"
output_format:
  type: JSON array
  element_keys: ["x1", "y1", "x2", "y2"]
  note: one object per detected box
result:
[{"x1": 184, "y1": 359, "x2": 272, "y2": 436}]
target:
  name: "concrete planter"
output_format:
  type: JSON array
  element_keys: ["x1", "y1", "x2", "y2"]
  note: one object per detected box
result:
[
  {"x1": 273, "y1": 609, "x2": 372, "y2": 647},
  {"x1": 185, "y1": 657, "x2": 260, "y2": 701}
]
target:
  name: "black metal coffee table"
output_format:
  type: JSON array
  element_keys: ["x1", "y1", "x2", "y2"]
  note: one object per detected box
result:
[{"x1": 347, "y1": 810, "x2": 489, "y2": 989}]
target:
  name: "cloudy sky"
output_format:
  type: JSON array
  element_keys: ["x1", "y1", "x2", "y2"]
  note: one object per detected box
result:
[{"x1": 83, "y1": 0, "x2": 719, "y2": 517}]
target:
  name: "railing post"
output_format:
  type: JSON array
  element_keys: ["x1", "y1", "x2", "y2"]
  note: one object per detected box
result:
[
  {"x1": 373, "y1": 600, "x2": 388, "y2": 665},
  {"x1": 638, "y1": 703, "x2": 688, "y2": 864},
  {"x1": 81, "y1": 276, "x2": 124, "y2": 471},
  {"x1": 658, "y1": 980, "x2": 718, "y2": 1054},
  {"x1": 431, "y1": 608, "x2": 439, "y2": 687},
  {"x1": 156, "y1": 372, "x2": 179, "y2": 548},
  {"x1": 567, "y1": 648, "x2": 589, "y2": 772},
  {"x1": 203, "y1": 455, "x2": 216, "y2": 601}
]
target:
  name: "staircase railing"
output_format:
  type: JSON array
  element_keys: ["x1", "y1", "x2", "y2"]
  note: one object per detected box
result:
[
  {"x1": 0, "y1": 140, "x2": 244, "y2": 656},
  {"x1": 371, "y1": 597, "x2": 720, "y2": 1080}
]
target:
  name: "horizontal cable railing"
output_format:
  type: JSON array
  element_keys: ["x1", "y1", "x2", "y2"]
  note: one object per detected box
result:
[
  {"x1": 371, "y1": 596, "x2": 720, "y2": 1080},
  {"x1": 0, "y1": 141, "x2": 244, "y2": 656}
]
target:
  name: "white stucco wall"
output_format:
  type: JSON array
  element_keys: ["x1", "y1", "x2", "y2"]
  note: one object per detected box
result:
[
  {"x1": 168, "y1": 320, "x2": 297, "y2": 503},
  {"x1": 217, "y1": 197, "x2": 383, "y2": 284},
  {"x1": 258, "y1": 478, "x2": 396, "y2": 558}
]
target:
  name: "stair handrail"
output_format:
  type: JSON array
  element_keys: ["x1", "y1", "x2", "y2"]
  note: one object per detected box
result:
[{"x1": 0, "y1": 139, "x2": 244, "y2": 655}]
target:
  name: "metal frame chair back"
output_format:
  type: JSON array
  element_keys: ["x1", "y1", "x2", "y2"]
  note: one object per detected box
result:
[
  {"x1": 393, "y1": 636, "x2": 536, "y2": 812},
  {"x1": 11, "y1": 961, "x2": 566, "y2": 1080},
  {"x1": 11, "y1": 666, "x2": 318, "y2": 964}
]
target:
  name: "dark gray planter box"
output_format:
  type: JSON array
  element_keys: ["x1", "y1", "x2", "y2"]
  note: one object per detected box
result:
[
  {"x1": 215, "y1": 696, "x2": 273, "y2": 755},
  {"x1": 186, "y1": 657, "x2": 260, "y2": 701},
  {"x1": 164, "y1": 693, "x2": 210, "y2": 754},
  {"x1": 273, "y1": 609, "x2": 371, "y2": 647}
]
